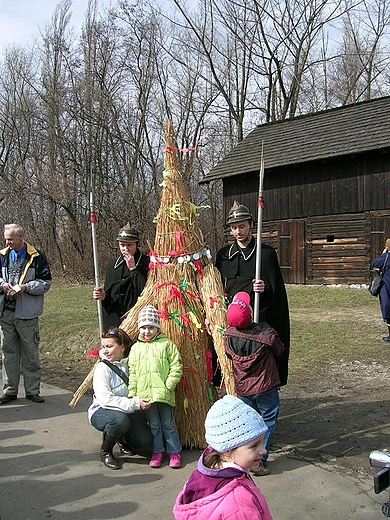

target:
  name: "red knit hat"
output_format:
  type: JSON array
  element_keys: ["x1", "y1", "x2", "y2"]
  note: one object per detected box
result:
[{"x1": 226, "y1": 292, "x2": 252, "y2": 328}]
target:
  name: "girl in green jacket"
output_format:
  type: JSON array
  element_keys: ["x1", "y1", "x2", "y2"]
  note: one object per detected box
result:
[{"x1": 128, "y1": 305, "x2": 183, "y2": 469}]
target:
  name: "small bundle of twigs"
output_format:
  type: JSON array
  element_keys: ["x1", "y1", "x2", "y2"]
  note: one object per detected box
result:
[{"x1": 69, "y1": 360, "x2": 99, "y2": 407}]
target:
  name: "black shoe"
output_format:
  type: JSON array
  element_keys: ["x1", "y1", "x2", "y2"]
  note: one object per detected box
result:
[
  {"x1": 100, "y1": 450, "x2": 120, "y2": 470},
  {"x1": 383, "y1": 336, "x2": 390, "y2": 342},
  {"x1": 0, "y1": 393, "x2": 17, "y2": 404},
  {"x1": 26, "y1": 394, "x2": 45, "y2": 403},
  {"x1": 117, "y1": 439, "x2": 135, "y2": 456}
]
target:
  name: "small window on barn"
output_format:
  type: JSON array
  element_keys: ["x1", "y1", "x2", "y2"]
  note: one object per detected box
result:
[{"x1": 327, "y1": 235, "x2": 335, "y2": 243}]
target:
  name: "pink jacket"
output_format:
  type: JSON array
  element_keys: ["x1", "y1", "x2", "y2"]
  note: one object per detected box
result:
[{"x1": 173, "y1": 453, "x2": 273, "y2": 520}]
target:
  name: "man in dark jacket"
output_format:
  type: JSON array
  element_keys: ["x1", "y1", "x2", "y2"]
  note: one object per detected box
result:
[
  {"x1": 93, "y1": 223, "x2": 149, "y2": 330},
  {"x1": 0, "y1": 224, "x2": 52, "y2": 404},
  {"x1": 216, "y1": 202, "x2": 290, "y2": 386}
]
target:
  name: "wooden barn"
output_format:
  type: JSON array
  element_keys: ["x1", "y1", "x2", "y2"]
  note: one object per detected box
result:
[{"x1": 202, "y1": 96, "x2": 390, "y2": 285}]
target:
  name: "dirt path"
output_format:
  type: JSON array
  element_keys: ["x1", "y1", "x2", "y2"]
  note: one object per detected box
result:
[{"x1": 274, "y1": 362, "x2": 390, "y2": 479}]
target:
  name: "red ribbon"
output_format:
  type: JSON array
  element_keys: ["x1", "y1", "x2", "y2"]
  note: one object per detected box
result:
[
  {"x1": 180, "y1": 368, "x2": 201, "y2": 395},
  {"x1": 209, "y1": 296, "x2": 220, "y2": 308},
  {"x1": 165, "y1": 135, "x2": 207, "y2": 154},
  {"x1": 158, "y1": 308, "x2": 170, "y2": 320},
  {"x1": 148, "y1": 250, "x2": 166, "y2": 270},
  {"x1": 89, "y1": 212, "x2": 97, "y2": 224},
  {"x1": 205, "y1": 350, "x2": 213, "y2": 382},
  {"x1": 86, "y1": 349, "x2": 100, "y2": 360},
  {"x1": 257, "y1": 196, "x2": 265, "y2": 209},
  {"x1": 176, "y1": 230, "x2": 186, "y2": 254},
  {"x1": 180, "y1": 313, "x2": 190, "y2": 327},
  {"x1": 193, "y1": 259, "x2": 203, "y2": 279}
]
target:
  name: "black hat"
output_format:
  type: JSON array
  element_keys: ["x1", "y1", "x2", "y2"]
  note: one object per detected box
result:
[
  {"x1": 116, "y1": 222, "x2": 139, "y2": 242},
  {"x1": 227, "y1": 202, "x2": 253, "y2": 225}
]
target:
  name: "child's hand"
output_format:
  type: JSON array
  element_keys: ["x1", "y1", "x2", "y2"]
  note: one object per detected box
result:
[{"x1": 139, "y1": 398, "x2": 151, "y2": 410}]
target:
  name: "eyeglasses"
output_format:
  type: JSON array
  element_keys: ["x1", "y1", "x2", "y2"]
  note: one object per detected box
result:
[{"x1": 106, "y1": 328, "x2": 120, "y2": 338}]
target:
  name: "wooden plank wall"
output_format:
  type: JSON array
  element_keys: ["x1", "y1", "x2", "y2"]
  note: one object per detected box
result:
[
  {"x1": 306, "y1": 213, "x2": 368, "y2": 284},
  {"x1": 222, "y1": 151, "x2": 390, "y2": 284},
  {"x1": 224, "y1": 151, "x2": 390, "y2": 223}
]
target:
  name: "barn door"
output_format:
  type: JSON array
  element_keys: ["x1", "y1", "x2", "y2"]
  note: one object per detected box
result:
[
  {"x1": 370, "y1": 215, "x2": 390, "y2": 266},
  {"x1": 277, "y1": 220, "x2": 305, "y2": 284}
]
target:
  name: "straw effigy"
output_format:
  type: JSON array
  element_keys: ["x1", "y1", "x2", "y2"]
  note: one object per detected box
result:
[
  {"x1": 121, "y1": 121, "x2": 218, "y2": 447},
  {"x1": 69, "y1": 121, "x2": 234, "y2": 448}
]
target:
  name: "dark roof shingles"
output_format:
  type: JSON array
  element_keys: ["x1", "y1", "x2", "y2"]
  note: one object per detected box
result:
[{"x1": 204, "y1": 97, "x2": 390, "y2": 181}]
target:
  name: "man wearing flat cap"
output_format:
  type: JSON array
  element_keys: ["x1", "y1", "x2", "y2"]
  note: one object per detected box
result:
[
  {"x1": 216, "y1": 202, "x2": 290, "y2": 387},
  {"x1": 93, "y1": 223, "x2": 149, "y2": 329}
]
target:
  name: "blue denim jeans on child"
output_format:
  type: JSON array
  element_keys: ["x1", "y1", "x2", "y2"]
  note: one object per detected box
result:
[
  {"x1": 239, "y1": 387, "x2": 280, "y2": 467},
  {"x1": 144, "y1": 402, "x2": 182, "y2": 454}
]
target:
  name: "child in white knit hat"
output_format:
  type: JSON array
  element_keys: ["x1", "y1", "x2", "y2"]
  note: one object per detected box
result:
[
  {"x1": 128, "y1": 305, "x2": 183, "y2": 468},
  {"x1": 173, "y1": 395, "x2": 273, "y2": 519}
]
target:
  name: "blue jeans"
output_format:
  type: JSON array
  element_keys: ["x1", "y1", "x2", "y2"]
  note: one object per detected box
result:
[
  {"x1": 90, "y1": 408, "x2": 152, "y2": 452},
  {"x1": 144, "y1": 402, "x2": 181, "y2": 454},
  {"x1": 239, "y1": 387, "x2": 280, "y2": 466}
]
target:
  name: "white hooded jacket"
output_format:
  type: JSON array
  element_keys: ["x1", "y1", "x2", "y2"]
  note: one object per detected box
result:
[{"x1": 88, "y1": 349, "x2": 140, "y2": 422}]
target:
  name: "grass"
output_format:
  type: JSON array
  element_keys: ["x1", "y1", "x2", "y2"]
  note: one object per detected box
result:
[
  {"x1": 39, "y1": 284, "x2": 100, "y2": 390},
  {"x1": 37, "y1": 283, "x2": 387, "y2": 391},
  {"x1": 286, "y1": 284, "x2": 387, "y2": 377}
]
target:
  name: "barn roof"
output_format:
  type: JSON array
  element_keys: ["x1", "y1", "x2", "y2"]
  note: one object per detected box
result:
[{"x1": 202, "y1": 96, "x2": 390, "y2": 183}]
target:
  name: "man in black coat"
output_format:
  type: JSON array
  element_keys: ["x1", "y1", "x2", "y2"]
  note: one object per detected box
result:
[
  {"x1": 216, "y1": 203, "x2": 290, "y2": 386},
  {"x1": 93, "y1": 223, "x2": 149, "y2": 330}
]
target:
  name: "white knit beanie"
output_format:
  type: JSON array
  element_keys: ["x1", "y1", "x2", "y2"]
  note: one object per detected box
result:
[
  {"x1": 138, "y1": 305, "x2": 160, "y2": 329},
  {"x1": 205, "y1": 395, "x2": 268, "y2": 452}
]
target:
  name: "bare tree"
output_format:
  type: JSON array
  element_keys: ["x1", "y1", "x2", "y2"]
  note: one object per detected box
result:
[{"x1": 329, "y1": 0, "x2": 390, "y2": 104}]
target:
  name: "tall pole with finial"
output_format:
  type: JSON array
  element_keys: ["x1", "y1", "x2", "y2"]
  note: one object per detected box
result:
[
  {"x1": 89, "y1": 179, "x2": 103, "y2": 336},
  {"x1": 253, "y1": 142, "x2": 265, "y2": 323}
]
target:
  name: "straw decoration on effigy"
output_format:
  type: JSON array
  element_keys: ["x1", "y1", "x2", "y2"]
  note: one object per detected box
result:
[
  {"x1": 70, "y1": 121, "x2": 234, "y2": 448},
  {"x1": 197, "y1": 264, "x2": 235, "y2": 395}
]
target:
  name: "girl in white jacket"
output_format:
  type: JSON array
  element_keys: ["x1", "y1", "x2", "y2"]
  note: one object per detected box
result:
[{"x1": 88, "y1": 327, "x2": 151, "y2": 470}]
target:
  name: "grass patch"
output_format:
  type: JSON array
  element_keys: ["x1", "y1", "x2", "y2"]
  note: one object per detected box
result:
[{"x1": 286, "y1": 285, "x2": 386, "y2": 377}]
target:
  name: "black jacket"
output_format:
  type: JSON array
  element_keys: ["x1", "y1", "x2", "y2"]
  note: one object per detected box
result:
[
  {"x1": 216, "y1": 237, "x2": 290, "y2": 385},
  {"x1": 102, "y1": 249, "x2": 149, "y2": 329}
]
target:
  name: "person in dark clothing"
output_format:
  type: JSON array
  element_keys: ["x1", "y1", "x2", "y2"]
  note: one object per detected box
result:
[
  {"x1": 93, "y1": 223, "x2": 149, "y2": 330},
  {"x1": 215, "y1": 202, "x2": 290, "y2": 386},
  {"x1": 224, "y1": 291, "x2": 285, "y2": 476},
  {"x1": 372, "y1": 238, "x2": 390, "y2": 341}
]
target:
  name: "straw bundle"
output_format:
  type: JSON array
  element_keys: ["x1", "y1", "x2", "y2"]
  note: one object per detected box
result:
[
  {"x1": 70, "y1": 121, "x2": 235, "y2": 448},
  {"x1": 69, "y1": 360, "x2": 99, "y2": 407},
  {"x1": 197, "y1": 264, "x2": 235, "y2": 395}
]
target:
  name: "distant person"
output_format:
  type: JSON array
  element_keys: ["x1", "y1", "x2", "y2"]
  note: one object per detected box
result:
[
  {"x1": 128, "y1": 305, "x2": 183, "y2": 469},
  {"x1": 173, "y1": 394, "x2": 273, "y2": 519},
  {"x1": 216, "y1": 202, "x2": 290, "y2": 386},
  {"x1": 372, "y1": 238, "x2": 390, "y2": 341},
  {"x1": 224, "y1": 291, "x2": 285, "y2": 476},
  {"x1": 93, "y1": 222, "x2": 149, "y2": 330},
  {"x1": 0, "y1": 224, "x2": 52, "y2": 404},
  {"x1": 88, "y1": 327, "x2": 152, "y2": 470}
]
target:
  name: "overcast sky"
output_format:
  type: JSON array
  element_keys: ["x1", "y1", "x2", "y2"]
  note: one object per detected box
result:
[{"x1": 0, "y1": 0, "x2": 110, "y2": 51}]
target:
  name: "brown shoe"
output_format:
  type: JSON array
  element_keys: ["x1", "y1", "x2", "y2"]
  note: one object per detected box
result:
[{"x1": 252, "y1": 465, "x2": 271, "y2": 476}]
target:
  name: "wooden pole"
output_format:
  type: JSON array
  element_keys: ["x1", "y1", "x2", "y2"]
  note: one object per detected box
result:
[
  {"x1": 253, "y1": 142, "x2": 265, "y2": 323},
  {"x1": 89, "y1": 182, "x2": 104, "y2": 336}
]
